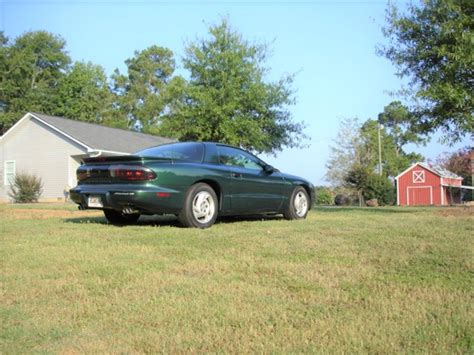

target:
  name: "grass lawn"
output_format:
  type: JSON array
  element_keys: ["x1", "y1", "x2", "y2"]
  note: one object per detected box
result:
[{"x1": 0, "y1": 203, "x2": 472, "y2": 353}]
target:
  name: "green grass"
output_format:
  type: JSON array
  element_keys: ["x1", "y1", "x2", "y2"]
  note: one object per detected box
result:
[{"x1": 0, "y1": 204, "x2": 472, "y2": 353}]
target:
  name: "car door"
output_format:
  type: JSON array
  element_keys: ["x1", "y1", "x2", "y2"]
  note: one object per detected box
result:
[{"x1": 216, "y1": 145, "x2": 285, "y2": 213}]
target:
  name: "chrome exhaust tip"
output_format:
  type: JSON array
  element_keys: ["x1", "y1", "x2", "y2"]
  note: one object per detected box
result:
[{"x1": 122, "y1": 206, "x2": 139, "y2": 215}]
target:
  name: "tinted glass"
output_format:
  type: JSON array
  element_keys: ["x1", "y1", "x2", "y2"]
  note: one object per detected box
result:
[
  {"x1": 135, "y1": 143, "x2": 204, "y2": 163},
  {"x1": 217, "y1": 146, "x2": 262, "y2": 170}
]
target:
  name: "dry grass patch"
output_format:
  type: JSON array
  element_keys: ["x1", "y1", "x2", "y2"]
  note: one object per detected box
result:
[
  {"x1": 435, "y1": 205, "x2": 473, "y2": 217},
  {"x1": 1, "y1": 208, "x2": 101, "y2": 220}
]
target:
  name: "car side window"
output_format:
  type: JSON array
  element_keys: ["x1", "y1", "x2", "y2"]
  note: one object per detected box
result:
[{"x1": 217, "y1": 146, "x2": 262, "y2": 171}]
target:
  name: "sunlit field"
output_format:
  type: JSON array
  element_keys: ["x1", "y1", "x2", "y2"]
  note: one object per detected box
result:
[{"x1": 1, "y1": 203, "x2": 472, "y2": 353}]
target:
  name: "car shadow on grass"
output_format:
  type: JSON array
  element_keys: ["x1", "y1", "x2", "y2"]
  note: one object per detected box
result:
[
  {"x1": 64, "y1": 214, "x2": 181, "y2": 227},
  {"x1": 64, "y1": 214, "x2": 285, "y2": 227},
  {"x1": 217, "y1": 214, "x2": 285, "y2": 225}
]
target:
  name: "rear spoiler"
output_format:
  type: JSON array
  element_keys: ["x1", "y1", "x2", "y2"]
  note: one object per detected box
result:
[{"x1": 82, "y1": 155, "x2": 173, "y2": 164}]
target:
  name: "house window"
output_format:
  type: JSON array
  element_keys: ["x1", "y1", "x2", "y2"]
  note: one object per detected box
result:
[
  {"x1": 412, "y1": 170, "x2": 425, "y2": 183},
  {"x1": 4, "y1": 160, "x2": 16, "y2": 185}
]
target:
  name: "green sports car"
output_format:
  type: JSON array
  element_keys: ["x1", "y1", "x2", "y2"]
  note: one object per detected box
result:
[{"x1": 70, "y1": 142, "x2": 314, "y2": 228}]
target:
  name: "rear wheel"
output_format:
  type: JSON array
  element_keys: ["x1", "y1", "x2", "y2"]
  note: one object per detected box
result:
[
  {"x1": 103, "y1": 209, "x2": 140, "y2": 225},
  {"x1": 179, "y1": 183, "x2": 218, "y2": 228},
  {"x1": 284, "y1": 186, "x2": 309, "y2": 220}
]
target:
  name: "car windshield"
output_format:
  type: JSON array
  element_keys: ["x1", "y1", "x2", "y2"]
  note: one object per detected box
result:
[{"x1": 134, "y1": 142, "x2": 204, "y2": 163}]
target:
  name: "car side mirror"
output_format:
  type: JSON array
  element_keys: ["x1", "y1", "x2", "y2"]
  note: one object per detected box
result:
[{"x1": 263, "y1": 164, "x2": 276, "y2": 174}]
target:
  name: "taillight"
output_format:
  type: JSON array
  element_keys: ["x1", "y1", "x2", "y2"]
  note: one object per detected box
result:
[
  {"x1": 77, "y1": 170, "x2": 88, "y2": 181},
  {"x1": 110, "y1": 165, "x2": 156, "y2": 181}
]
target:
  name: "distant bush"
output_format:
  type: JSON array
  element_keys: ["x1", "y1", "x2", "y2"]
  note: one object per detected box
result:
[
  {"x1": 315, "y1": 187, "x2": 334, "y2": 205},
  {"x1": 364, "y1": 175, "x2": 395, "y2": 206},
  {"x1": 9, "y1": 172, "x2": 43, "y2": 203},
  {"x1": 334, "y1": 194, "x2": 351, "y2": 206}
]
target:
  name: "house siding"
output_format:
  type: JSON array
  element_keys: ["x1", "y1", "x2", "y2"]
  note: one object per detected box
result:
[{"x1": 0, "y1": 117, "x2": 87, "y2": 201}]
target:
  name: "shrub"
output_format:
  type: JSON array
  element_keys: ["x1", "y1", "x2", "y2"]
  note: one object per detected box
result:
[
  {"x1": 315, "y1": 186, "x2": 334, "y2": 205},
  {"x1": 364, "y1": 174, "x2": 395, "y2": 206},
  {"x1": 8, "y1": 172, "x2": 43, "y2": 203},
  {"x1": 334, "y1": 194, "x2": 351, "y2": 206}
]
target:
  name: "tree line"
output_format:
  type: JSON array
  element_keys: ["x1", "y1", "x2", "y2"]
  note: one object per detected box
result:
[
  {"x1": 0, "y1": 19, "x2": 306, "y2": 154},
  {"x1": 1, "y1": 0, "x2": 472, "y2": 202}
]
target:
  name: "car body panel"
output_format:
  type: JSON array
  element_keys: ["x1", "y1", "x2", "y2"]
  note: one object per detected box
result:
[{"x1": 222, "y1": 165, "x2": 286, "y2": 213}]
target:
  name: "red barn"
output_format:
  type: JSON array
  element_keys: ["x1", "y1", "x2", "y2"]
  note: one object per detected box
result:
[{"x1": 395, "y1": 162, "x2": 463, "y2": 206}]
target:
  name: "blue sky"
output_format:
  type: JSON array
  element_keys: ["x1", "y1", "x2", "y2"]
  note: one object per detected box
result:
[{"x1": 1, "y1": 0, "x2": 470, "y2": 184}]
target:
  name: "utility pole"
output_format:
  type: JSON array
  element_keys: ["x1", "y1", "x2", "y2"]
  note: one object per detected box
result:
[{"x1": 378, "y1": 123, "x2": 383, "y2": 176}]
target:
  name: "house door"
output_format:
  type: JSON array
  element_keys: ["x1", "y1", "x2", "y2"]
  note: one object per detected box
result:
[{"x1": 407, "y1": 186, "x2": 432, "y2": 205}]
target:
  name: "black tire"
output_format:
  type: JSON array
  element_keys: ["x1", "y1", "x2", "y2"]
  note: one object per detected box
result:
[
  {"x1": 103, "y1": 209, "x2": 140, "y2": 225},
  {"x1": 178, "y1": 183, "x2": 218, "y2": 228},
  {"x1": 284, "y1": 186, "x2": 310, "y2": 220}
]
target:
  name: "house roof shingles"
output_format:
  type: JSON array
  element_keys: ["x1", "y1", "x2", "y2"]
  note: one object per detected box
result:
[{"x1": 32, "y1": 113, "x2": 174, "y2": 154}]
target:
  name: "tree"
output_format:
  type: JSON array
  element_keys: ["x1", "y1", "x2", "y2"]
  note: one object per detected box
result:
[
  {"x1": 364, "y1": 174, "x2": 396, "y2": 205},
  {"x1": 344, "y1": 165, "x2": 395, "y2": 206},
  {"x1": 377, "y1": 101, "x2": 426, "y2": 151},
  {"x1": 380, "y1": 0, "x2": 474, "y2": 143},
  {"x1": 344, "y1": 165, "x2": 372, "y2": 206},
  {"x1": 436, "y1": 147, "x2": 472, "y2": 179},
  {"x1": 359, "y1": 118, "x2": 423, "y2": 178},
  {"x1": 436, "y1": 147, "x2": 473, "y2": 200},
  {"x1": 55, "y1": 62, "x2": 113, "y2": 123},
  {"x1": 158, "y1": 19, "x2": 307, "y2": 154},
  {"x1": 111, "y1": 46, "x2": 185, "y2": 132},
  {"x1": 0, "y1": 31, "x2": 71, "y2": 134},
  {"x1": 326, "y1": 117, "x2": 363, "y2": 187}
]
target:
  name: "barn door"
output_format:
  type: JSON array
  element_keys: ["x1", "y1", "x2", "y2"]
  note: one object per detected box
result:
[{"x1": 407, "y1": 186, "x2": 432, "y2": 205}]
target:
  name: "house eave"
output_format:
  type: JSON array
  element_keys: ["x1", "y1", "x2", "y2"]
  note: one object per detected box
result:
[
  {"x1": 0, "y1": 112, "x2": 92, "y2": 152},
  {"x1": 0, "y1": 112, "x2": 31, "y2": 141},
  {"x1": 29, "y1": 112, "x2": 92, "y2": 151}
]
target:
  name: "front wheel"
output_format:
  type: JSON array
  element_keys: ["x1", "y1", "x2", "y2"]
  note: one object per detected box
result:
[
  {"x1": 178, "y1": 183, "x2": 218, "y2": 228},
  {"x1": 103, "y1": 209, "x2": 140, "y2": 225},
  {"x1": 284, "y1": 186, "x2": 310, "y2": 220}
]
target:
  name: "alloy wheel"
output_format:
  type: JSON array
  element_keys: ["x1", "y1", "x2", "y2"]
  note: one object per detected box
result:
[{"x1": 192, "y1": 191, "x2": 216, "y2": 224}]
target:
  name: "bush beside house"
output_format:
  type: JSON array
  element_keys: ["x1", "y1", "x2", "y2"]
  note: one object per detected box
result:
[{"x1": 9, "y1": 172, "x2": 43, "y2": 203}]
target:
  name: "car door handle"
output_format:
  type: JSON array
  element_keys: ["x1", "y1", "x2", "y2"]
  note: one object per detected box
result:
[{"x1": 231, "y1": 172, "x2": 242, "y2": 178}]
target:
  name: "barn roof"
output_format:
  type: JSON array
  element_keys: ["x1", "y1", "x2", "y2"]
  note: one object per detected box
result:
[
  {"x1": 395, "y1": 162, "x2": 463, "y2": 180},
  {"x1": 427, "y1": 164, "x2": 463, "y2": 180},
  {"x1": 2, "y1": 112, "x2": 174, "y2": 154}
]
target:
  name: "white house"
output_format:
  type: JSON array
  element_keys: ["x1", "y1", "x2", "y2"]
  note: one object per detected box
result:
[{"x1": 0, "y1": 112, "x2": 173, "y2": 202}]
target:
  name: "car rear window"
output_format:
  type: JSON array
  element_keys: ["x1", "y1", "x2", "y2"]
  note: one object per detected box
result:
[{"x1": 135, "y1": 142, "x2": 204, "y2": 163}]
